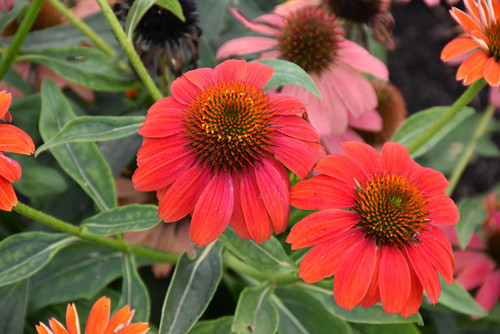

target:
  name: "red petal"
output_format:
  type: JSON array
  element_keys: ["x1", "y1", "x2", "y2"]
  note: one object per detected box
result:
[
  {"x1": 272, "y1": 136, "x2": 323, "y2": 179},
  {"x1": 268, "y1": 93, "x2": 307, "y2": 115},
  {"x1": 275, "y1": 115, "x2": 320, "y2": 142},
  {"x1": 334, "y1": 236, "x2": 377, "y2": 310},
  {"x1": 456, "y1": 257, "x2": 494, "y2": 290},
  {"x1": 0, "y1": 176, "x2": 16, "y2": 211},
  {"x1": 0, "y1": 153, "x2": 21, "y2": 182},
  {"x1": 378, "y1": 246, "x2": 411, "y2": 314},
  {"x1": 170, "y1": 74, "x2": 199, "y2": 105},
  {"x1": 183, "y1": 68, "x2": 214, "y2": 89},
  {"x1": 360, "y1": 251, "x2": 382, "y2": 308},
  {"x1": 297, "y1": 230, "x2": 363, "y2": 283},
  {"x1": 213, "y1": 59, "x2": 247, "y2": 82},
  {"x1": 475, "y1": 269, "x2": 500, "y2": 313},
  {"x1": 244, "y1": 61, "x2": 274, "y2": 89},
  {"x1": 419, "y1": 226, "x2": 455, "y2": 284},
  {"x1": 85, "y1": 297, "x2": 110, "y2": 334},
  {"x1": 399, "y1": 266, "x2": 424, "y2": 318},
  {"x1": 157, "y1": 164, "x2": 211, "y2": 222},
  {"x1": 314, "y1": 154, "x2": 366, "y2": 187},
  {"x1": 381, "y1": 142, "x2": 410, "y2": 175},
  {"x1": 239, "y1": 170, "x2": 274, "y2": 243},
  {"x1": 139, "y1": 110, "x2": 184, "y2": 138},
  {"x1": 428, "y1": 195, "x2": 460, "y2": 226},
  {"x1": 404, "y1": 245, "x2": 441, "y2": 304},
  {"x1": 410, "y1": 165, "x2": 449, "y2": 197},
  {"x1": 190, "y1": 172, "x2": 234, "y2": 247},
  {"x1": 286, "y1": 209, "x2": 358, "y2": 249},
  {"x1": 0, "y1": 91, "x2": 12, "y2": 120},
  {"x1": 254, "y1": 159, "x2": 290, "y2": 233},
  {"x1": 0, "y1": 124, "x2": 35, "y2": 154},
  {"x1": 229, "y1": 173, "x2": 252, "y2": 240},
  {"x1": 290, "y1": 174, "x2": 356, "y2": 210},
  {"x1": 146, "y1": 96, "x2": 185, "y2": 116},
  {"x1": 342, "y1": 142, "x2": 381, "y2": 177}
]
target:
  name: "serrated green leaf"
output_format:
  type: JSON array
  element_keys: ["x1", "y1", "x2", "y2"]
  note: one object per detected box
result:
[
  {"x1": 22, "y1": 47, "x2": 135, "y2": 91},
  {"x1": 125, "y1": 0, "x2": 184, "y2": 41},
  {"x1": 0, "y1": 232, "x2": 74, "y2": 287},
  {"x1": 456, "y1": 197, "x2": 486, "y2": 250},
  {"x1": 40, "y1": 78, "x2": 117, "y2": 211},
  {"x1": 159, "y1": 242, "x2": 223, "y2": 334},
  {"x1": 273, "y1": 286, "x2": 351, "y2": 334},
  {"x1": 35, "y1": 115, "x2": 145, "y2": 156},
  {"x1": 190, "y1": 316, "x2": 233, "y2": 334},
  {"x1": 28, "y1": 242, "x2": 124, "y2": 312},
  {"x1": 301, "y1": 283, "x2": 422, "y2": 324},
  {"x1": 0, "y1": 280, "x2": 28, "y2": 333},
  {"x1": 391, "y1": 106, "x2": 475, "y2": 158},
  {"x1": 254, "y1": 59, "x2": 321, "y2": 98},
  {"x1": 81, "y1": 204, "x2": 160, "y2": 235},
  {"x1": 233, "y1": 284, "x2": 278, "y2": 334},
  {"x1": 438, "y1": 277, "x2": 487, "y2": 317},
  {"x1": 119, "y1": 253, "x2": 150, "y2": 322},
  {"x1": 219, "y1": 228, "x2": 295, "y2": 273}
]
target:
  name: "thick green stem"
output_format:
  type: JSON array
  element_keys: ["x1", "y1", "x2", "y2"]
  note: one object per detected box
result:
[
  {"x1": 406, "y1": 79, "x2": 487, "y2": 154},
  {"x1": 14, "y1": 202, "x2": 179, "y2": 263},
  {"x1": 45, "y1": 0, "x2": 115, "y2": 56},
  {"x1": 446, "y1": 105, "x2": 496, "y2": 196},
  {"x1": 0, "y1": 0, "x2": 45, "y2": 80},
  {"x1": 95, "y1": 0, "x2": 163, "y2": 101}
]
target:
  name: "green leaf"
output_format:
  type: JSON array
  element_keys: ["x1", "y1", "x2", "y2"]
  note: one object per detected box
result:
[
  {"x1": 159, "y1": 242, "x2": 223, "y2": 334},
  {"x1": 13, "y1": 164, "x2": 68, "y2": 197},
  {"x1": 273, "y1": 286, "x2": 352, "y2": 334},
  {"x1": 22, "y1": 47, "x2": 135, "y2": 91},
  {"x1": 28, "y1": 242, "x2": 124, "y2": 312},
  {"x1": 233, "y1": 284, "x2": 278, "y2": 334},
  {"x1": 81, "y1": 204, "x2": 160, "y2": 235},
  {"x1": 391, "y1": 106, "x2": 475, "y2": 158},
  {"x1": 438, "y1": 277, "x2": 487, "y2": 317},
  {"x1": 119, "y1": 254, "x2": 150, "y2": 322},
  {"x1": 0, "y1": 0, "x2": 29, "y2": 34},
  {"x1": 352, "y1": 323, "x2": 421, "y2": 334},
  {"x1": 0, "y1": 232, "x2": 73, "y2": 287},
  {"x1": 302, "y1": 283, "x2": 423, "y2": 324},
  {"x1": 254, "y1": 59, "x2": 321, "y2": 99},
  {"x1": 190, "y1": 316, "x2": 233, "y2": 334},
  {"x1": 219, "y1": 228, "x2": 295, "y2": 274},
  {"x1": 456, "y1": 197, "x2": 487, "y2": 250},
  {"x1": 0, "y1": 280, "x2": 28, "y2": 334},
  {"x1": 35, "y1": 115, "x2": 145, "y2": 156},
  {"x1": 40, "y1": 78, "x2": 118, "y2": 211},
  {"x1": 125, "y1": 0, "x2": 185, "y2": 41}
]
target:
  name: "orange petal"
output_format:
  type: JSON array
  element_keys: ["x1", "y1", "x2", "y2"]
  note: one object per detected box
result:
[
  {"x1": 450, "y1": 7, "x2": 482, "y2": 33},
  {"x1": 378, "y1": 247, "x2": 411, "y2": 314},
  {"x1": 48, "y1": 318, "x2": 69, "y2": 334},
  {"x1": 0, "y1": 176, "x2": 17, "y2": 211},
  {"x1": 441, "y1": 37, "x2": 479, "y2": 61},
  {"x1": 456, "y1": 51, "x2": 489, "y2": 85},
  {"x1": 65, "y1": 303, "x2": 80, "y2": 334},
  {"x1": 0, "y1": 153, "x2": 22, "y2": 182},
  {"x1": 404, "y1": 245, "x2": 441, "y2": 304},
  {"x1": 0, "y1": 91, "x2": 11, "y2": 121},
  {"x1": 103, "y1": 306, "x2": 134, "y2": 334},
  {"x1": 0, "y1": 124, "x2": 35, "y2": 154},
  {"x1": 115, "y1": 323, "x2": 150, "y2": 334},
  {"x1": 484, "y1": 56, "x2": 500, "y2": 86},
  {"x1": 85, "y1": 297, "x2": 110, "y2": 334},
  {"x1": 464, "y1": 0, "x2": 481, "y2": 22},
  {"x1": 36, "y1": 323, "x2": 54, "y2": 334}
]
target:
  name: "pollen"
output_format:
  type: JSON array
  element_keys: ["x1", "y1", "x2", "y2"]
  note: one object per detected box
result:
[
  {"x1": 183, "y1": 80, "x2": 277, "y2": 172},
  {"x1": 353, "y1": 172, "x2": 430, "y2": 247},
  {"x1": 276, "y1": 7, "x2": 343, "y2": 75}
]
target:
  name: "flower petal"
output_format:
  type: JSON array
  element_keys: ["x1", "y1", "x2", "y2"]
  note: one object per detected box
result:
[
  {"x1": 441, "y1": 37, "x2": 479, "y2": 61},
  {"x1": 85, "y1": 297, "x2": 110, "y2": 334},
  {"x1": 115, "y1": 323, "x2": 150, "y2": 334},
  {"x1": 337, "y1": 39, "x2": 389, "y2": 80},
  {"x1": 48, "y1": 319, "x2": 68, "y2": 334},
  {"x1": 379, "y1": 246, "x2": 411, "y2": 314},
  {"x1": 244, "y1": 61, "x2": 274, "y2": 89},
  {"x1": 450, "y1": 7, "x2": 482, "y2": 33},
  {"x1": 170, "y1": 74, "x2": 199, "y2": 105},
  {"x1": 456, "y1": 51, "x2": 489, "y2": 85},
  {"x1": 230, "y1": 7, "x2": 279, "y2": 35},
  {"x1": 428, "y1": 195, "x2": 460, "y2": 226},
  {"x1": 66, "y1": 303, "x2": 80, "y2": 334},
  {"x1": 0, "y1": 153, "x2": 21, "y2": 182},
  {"x1": 213, "y1": 59, "x2": 247, "y2": 82},
  {"x1": 0, "y1": 91, "x2": 12, "y2": 120},
  {"x1": 342, "y1": 141, "x2": 381, "y2": 176},
  {"x1": 456, "y1": 257, "x2": 494, "y2": 290},
  {"x1": 274, "y1": 115, "x2": 320, "y2": 142},
  {"x1": 268, "y1": 93, "x2": 307, "y2": 116},
  {"x1": 271, "y1": 136, "x2": 323, "y2": 179},
  {"x1": 404, "y1": 245, "x2": 441, "y2": 304},
  {"x1": 229, "y1": 173, "x2": 252, "y2": 240},
  {"x1": 183, "y1": 68, "x2": 214, "y2": 89},
  {"x1": 474, "y1": 269, "x2": 500, "y2": 313},
  {"x1": 483, "y1": 56, "x2": 500, "y2": 86},
  {"x1": 36, "y1": 323, "x2": 54, "y2": 334},
  {"x1": 216, "y1": 37, "x2": 278, "y2": 59},
  {"x1": 0, "y1": 176, "x2": 16, "y2": 211},
  {"x1": 399, "y1": 266, "x2": 424, "y2": 318},
  {"x1": 103, "y1": 305, "x2": 134, "y2": 334},
  {"x1": 381, "y1": 141, "x2": 411, "y2": 175},
  {"x1": 419, "y1": 226, "x2": 455, "y2": 284},
  {"x1": 0, "y1": 124, "x2": 35, "y2": 154}
]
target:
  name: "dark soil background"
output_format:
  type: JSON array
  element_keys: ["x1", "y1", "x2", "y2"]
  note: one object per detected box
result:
[{"x1": 388, "y1": 0, "x2": 500, "y2": 200}]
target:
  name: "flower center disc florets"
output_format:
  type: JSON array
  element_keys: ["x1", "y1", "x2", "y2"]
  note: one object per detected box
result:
[
  {"x1": 277, "y1": 7, "x2": 343, "y2": 74},
  {"x1": 325, "y1": 0, "x2": 383, "y2": 24},
  {"x1": 183, "y1": 80, "x2": 277, "y2": 172},
  {"x1": 485, "y1": 23, "x2": 500, "y2": 59},
  {"x1": 353, "y1": 172, "x2": 430, "y2": 247}
]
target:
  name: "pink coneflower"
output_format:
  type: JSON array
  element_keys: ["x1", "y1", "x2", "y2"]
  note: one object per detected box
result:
[
  {"x1": 132, "y1": 59, "x2": 324, "y2": 247},
  {"x1": 441, "y1": 0, "x2": 500, "y2": 86},
  {"x1": 442, "y1": 191, "x2": 500, "y2": 316},
  {"x1": 216, "y1": 6, "x2": 388, "y2": 153},
  {"x1": 287, "y1": 141, "x2": 459, "y2": 317}
]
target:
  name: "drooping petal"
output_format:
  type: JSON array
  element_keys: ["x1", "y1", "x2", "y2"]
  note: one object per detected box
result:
[
  {"x1": 378, "y1": 246, "x2": 411, "y2": 314},
  {"x1": 399, "y1": 265, "x2": 424, "y2": 318},
  {"x1": 419, "y1": 226, "x2": 455, "y2": 284},
  {"x1": 229, "y1": 173, "x2": 252, "y2": 240},
  {"x1": 360, "y1": 251, "x2": 382, "y2": 308},
  {"x1": 456, "y1": 257, "x2": 494, "y2": 290},
  {"x1": 0, "y1": 90, "x2": 12, "y2": 120},
  {"x1": 213, "y1": 58, "x2": 247, "y2": 82},
  {"x1": 456, "y1": 51, "x2": 489, "y2": 85},
  {"x1": 254, "y1": 159, "x2": 290, "y2": 233},
  {"x1": 334, "y1": 236, "x2": 377, "y2": 310},
  {"x1": 290, "y1": 174, "x2": 356, "y2": 210},
  {"x1": 0, "y1": 176, "x2": 17, "y2": 211},
  {"x1": 474, "y1": 269, "x2": 500, "y2": 313},
  {"x1": 483, "y1": 56, "x2": 500, "y2": 86},
  {"x1": 404, "y1": 245, "x2": 441, "y2": 304},
  {"x1": 0, "y1": 153, "x2": 22, "y2": 182},
  {"x1": 190, "y1": 172, "x2": 234, "y2": 247},
  {"x1": 286, "y1": 209, "x2": 358, "y2": 248},
  {"x1": 216, "y1": 37, "x2": 278, "y2": 59},
  {"x1": 85, "y1": 297, "x2": 110, "y2": 334},
  {"x1": 0, "y1": 124, "x2": 35, "y2": 154},
  {"x1": 347, "y1": 108, "x2": 382, "y2": 132},
  {"x1": 230, "y1": 7, "x2": 280, "y2": 35}
]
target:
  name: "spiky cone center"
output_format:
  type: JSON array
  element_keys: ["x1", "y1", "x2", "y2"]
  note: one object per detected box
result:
[
  {"x1": 353, "y1": 172, "x2": 430, "y2": 247},
  {"x1": 324, "y1": 0, "x2": 384, "y2": 24},
  {"x1": 276, "y1": 7, "x2": 343, "y2": 75},
  {"x1": 485, "y1": 23, "x2": 500, "y2": 59},
  {"x1": 183, "y1": 80, "x2": 278, "y2": 173}
]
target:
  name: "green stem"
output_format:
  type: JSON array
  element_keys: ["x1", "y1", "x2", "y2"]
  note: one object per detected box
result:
[
  {"x1": 0, "y1": 0, "x2": 45, "y2": 80},
  {"x1": 95, "y1": 0, "x2": 163, "y2": 101},
  {"x1": 406, "y1": 79, "x2": 487, "y2": 155},
  {"x1": 45, "y1": 0, "x2": 115, "y2": 57},
  {"x1": 14, "y1": 202, "x2": 179, "y2": 263},
  {"x1": 446, "y1": 105, "x2": 496, "y2": 196}
]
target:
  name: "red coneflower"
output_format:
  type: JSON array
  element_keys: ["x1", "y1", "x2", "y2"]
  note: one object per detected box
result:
[
  {"x1": 35, "y1": 296, "x2": 149, "y2": 334},
  {"x1": 441, "y1": 0, "x2": 500, "y2": 86},
  {"x1": 0, "y1": 90, "x2": 34, "y2": 211},
  {"x1": 287, "y1": 141, "x2": 459, "y2": 317},
  {"x1": 132, "y1": 59, "x2": 324, "y2": 247}
]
